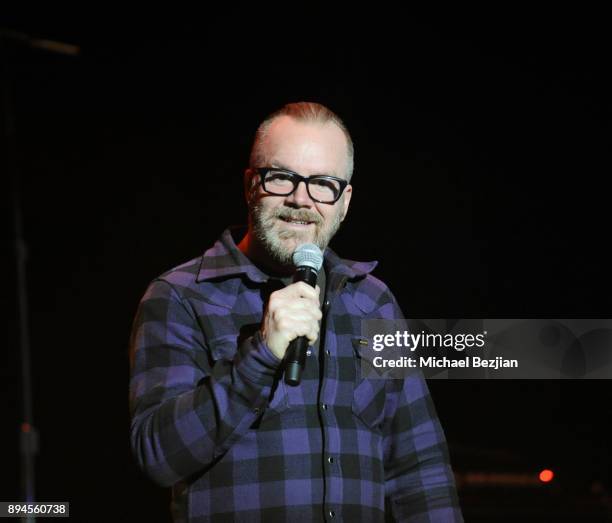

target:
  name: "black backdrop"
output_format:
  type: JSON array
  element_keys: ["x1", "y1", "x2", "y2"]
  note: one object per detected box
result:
[{"x1": 2, "y1": 8, "x2": 611, "y2": 521}]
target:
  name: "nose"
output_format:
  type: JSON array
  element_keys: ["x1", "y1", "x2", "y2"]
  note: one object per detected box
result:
[{"x1": 286, "y1": 179, "x2": 313, "y2": 207}]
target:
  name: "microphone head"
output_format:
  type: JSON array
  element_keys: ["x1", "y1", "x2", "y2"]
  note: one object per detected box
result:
[{"x1": 292, "y1": 243, "x2": 324, "y2": 271}]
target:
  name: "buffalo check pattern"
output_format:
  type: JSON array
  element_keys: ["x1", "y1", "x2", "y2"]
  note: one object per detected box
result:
[{"x1": 129, "y1": 228, "x2": 462, "y2": 522}]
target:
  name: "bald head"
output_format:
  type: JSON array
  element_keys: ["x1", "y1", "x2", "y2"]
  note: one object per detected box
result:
[
  {"x1": 249, "y1": 102, "x2": 354, "y2": 180},
  {"x1": 257, "y1": 116, "x2": 350, "y2": 181}
]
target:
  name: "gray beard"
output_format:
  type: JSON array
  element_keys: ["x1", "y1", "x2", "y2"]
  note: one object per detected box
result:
[{"x1": 249, "y1": 202, "x2": 343, "y2": 267}]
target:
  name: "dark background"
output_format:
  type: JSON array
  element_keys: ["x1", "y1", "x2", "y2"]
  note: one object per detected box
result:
[{"x1": 2, "y1": 8, "x2": 611, "y2": 521}]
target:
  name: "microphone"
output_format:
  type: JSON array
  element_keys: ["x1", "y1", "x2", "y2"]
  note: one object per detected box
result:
[{"x1": 284, "y1": 243, "x2": 324, "y2": 386}]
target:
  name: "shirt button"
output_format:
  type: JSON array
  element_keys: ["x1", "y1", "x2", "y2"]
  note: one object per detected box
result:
[
  {"x1": 306, "y1": 349, "x2": 312, "y2": 356},
  {"x1": 327, "y1": 456, "x2": 334, "y2": 464},
  {"x1": 329, "y1": 510, "x2": 335, "y2": 518},
  {"x1": 325, "y1": 349, "x2": 331, "y2": 356},
  {"x1": 321, "y1": 403, "x2": 328, "y2": 410}
]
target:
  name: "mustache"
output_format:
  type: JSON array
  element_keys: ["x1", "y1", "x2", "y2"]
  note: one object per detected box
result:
[{"x1": 274, "y1": 208, "x2": 322, "y2": 224}]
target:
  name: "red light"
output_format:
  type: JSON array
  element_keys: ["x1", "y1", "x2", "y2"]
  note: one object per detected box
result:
[{"x1": 539, "y1": 469, "x2": 554, "y2": 483}]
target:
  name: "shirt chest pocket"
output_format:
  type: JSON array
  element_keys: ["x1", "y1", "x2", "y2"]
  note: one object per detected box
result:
[{"x1": 351, "y1": 337, "x2": 387, "y2": 431}]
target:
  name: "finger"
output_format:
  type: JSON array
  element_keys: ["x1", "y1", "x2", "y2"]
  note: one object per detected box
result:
[
  {"x1": 287, "y1": 281, "x2": 319, "y2": 300},
  {"x1": 306, "y1": 326, "x2": 319, "y2": 345},
  {"x1": 274, "y1": 302, "x2": 323, "y2": 322},
  {"x1": 291, "y1": 319, "x2": 318, "y2": 343},
  {"x1": 281, "y1": 319, "x2": 317, "y2": 343},
  {"x1": 268, "y1": 288, "x2": 317, "y2": 314}
]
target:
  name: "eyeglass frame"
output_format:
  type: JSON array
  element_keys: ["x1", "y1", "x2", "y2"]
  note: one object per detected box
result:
[{"x1": 249, "y1": 167, "x2": 350, "y2": 204}]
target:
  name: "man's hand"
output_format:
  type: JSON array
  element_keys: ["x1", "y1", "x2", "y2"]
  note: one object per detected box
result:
[{"x1": 261, "y1": 282, "x2": 322, "y2": 360}]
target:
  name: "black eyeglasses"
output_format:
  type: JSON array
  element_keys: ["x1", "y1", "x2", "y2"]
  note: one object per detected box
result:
[{"x1": 252, "y1": 167, "x2": 349, "y2": 204}]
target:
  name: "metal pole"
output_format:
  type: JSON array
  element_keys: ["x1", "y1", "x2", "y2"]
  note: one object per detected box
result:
[{"x1": 1, "y1": 28, "x2": 79, "y2": 522}]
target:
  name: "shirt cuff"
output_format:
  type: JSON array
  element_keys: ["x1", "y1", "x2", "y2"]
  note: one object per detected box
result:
[{"x1": 235, "y1": 330, "x2": 283, "y2": 386}]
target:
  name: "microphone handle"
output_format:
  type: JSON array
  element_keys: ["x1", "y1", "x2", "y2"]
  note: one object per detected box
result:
[{"x1": 284, "y1": 266, "x2": 318, "y2": 386}]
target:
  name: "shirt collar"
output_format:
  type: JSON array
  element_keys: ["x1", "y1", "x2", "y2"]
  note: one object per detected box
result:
[{"x1": 196, "y1": 226, "x2": 378, "y2": 284}]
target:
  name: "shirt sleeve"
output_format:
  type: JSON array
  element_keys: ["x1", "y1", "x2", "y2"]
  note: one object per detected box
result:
[
  {"x1": 129, "y1": 279, "x2": 281, "y2": 487},
  {"x1": 377, "y1": 290, "x2": 464, "y2": 522}
]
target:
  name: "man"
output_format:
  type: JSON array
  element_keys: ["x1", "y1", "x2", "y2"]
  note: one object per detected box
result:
[{"x1": 129, "y1": 102, "x2": 462, "y2": 522}]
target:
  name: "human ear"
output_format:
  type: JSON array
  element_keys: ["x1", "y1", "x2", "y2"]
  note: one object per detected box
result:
[
  {"x1": 244, "y1": 168, "x2": 256, "y2": 204},
  {"x1": 340, "y1": 184, "x2": 352, "y2": 222}
]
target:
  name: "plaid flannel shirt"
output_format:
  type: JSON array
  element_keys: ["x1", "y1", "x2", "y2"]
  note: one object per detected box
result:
[{"x1": 129, "y1": 228, "x2": 462, "y2": 522}]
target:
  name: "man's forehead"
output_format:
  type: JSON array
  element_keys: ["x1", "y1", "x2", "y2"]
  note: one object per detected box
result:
[
  {"x1": 266, "y1": 115, "x2": 342, "y2": 139},
  {"x1": 261, "y1": 117, "x2": 349, "y2": 177},
  {"x1": 268, "y1": 159, "x2": 340, "y2": 178}
]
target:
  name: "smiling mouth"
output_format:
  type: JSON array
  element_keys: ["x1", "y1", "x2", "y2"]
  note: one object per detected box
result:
[{"x1": 279, "y1": 217, "x2": 315, "y2": 226}]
